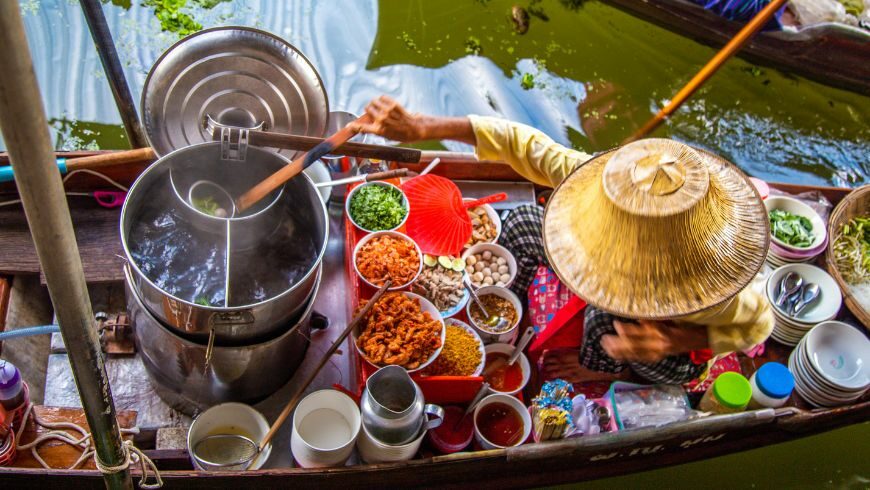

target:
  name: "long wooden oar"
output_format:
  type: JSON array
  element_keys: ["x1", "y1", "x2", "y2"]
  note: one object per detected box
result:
[
  {"x1": 626, "y1": 0, "x2": 788, "y2": 143},
  {"x1": 236, "y1": 113, "x2": 373, "y2": 212}
]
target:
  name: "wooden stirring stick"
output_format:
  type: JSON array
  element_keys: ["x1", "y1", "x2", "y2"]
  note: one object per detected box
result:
[
  {"x1": 257, "y1": 280, "x2": 391, "y2": 453},
  {"x1": 236, "y1": 113, "x2": 373, "y2": 213}
]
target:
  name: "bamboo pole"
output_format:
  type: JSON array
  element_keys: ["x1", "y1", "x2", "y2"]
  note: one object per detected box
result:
[
  {"x1": 0, "y1": 4, "x2": 132, "y2": 489},
  {"x1": 80, "y1": 0, "x2": 149, "y2": 149},
  {"x1": 626, "y1": 0, "x2": 788, "y2": 143}
]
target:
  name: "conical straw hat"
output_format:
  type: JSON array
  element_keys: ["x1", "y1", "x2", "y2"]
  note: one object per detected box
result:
[{"x1": 543, "y1": 139, "x2": 769, "y2": 319}]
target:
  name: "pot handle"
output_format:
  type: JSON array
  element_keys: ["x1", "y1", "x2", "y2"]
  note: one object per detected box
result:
[
  {"x1": 423, "y1": 404, "x2": 444, "y2": 430},
  {"x1": 310, "y1": 311, "x2": 330, "y2": 331}
]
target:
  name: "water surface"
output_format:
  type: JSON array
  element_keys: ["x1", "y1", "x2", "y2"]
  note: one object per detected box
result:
[{"x1": 8, "y1": 0, "x2": 869, "y2": 187}]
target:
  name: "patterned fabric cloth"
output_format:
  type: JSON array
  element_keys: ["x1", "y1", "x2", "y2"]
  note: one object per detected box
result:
[
  {"x1": 526, "y1": 265, "x2": 576, "y2": 334},
  {"x1": 581, "y1": 307, "x2": 707, "y2": 385},
  {"x1": 693, "y1": 0, "x2": 783, "y2": 28},
  {"x1": 498, "y1": 204, "x2": 549, "y2": 298}
]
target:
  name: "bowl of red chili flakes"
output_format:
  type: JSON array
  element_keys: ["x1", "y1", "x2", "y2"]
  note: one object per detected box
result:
[{"x1": 353, "y1": 231, "x2": 422, "y2": 291}]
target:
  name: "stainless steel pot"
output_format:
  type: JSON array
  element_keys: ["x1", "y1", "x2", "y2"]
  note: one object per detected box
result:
[
  {"x1": 127, "y1": 264, "x2": 325, "y2": 414},
  {"x1": 120, "y1": 141, "x2": 328, "y2": 343}
]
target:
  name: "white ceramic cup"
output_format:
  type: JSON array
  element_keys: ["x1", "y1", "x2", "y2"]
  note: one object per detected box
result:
[
  {"x1": 473, "y1": 394, "x2": 531, "y2": 450},
  {"x1": 483, "y1": 343, "x2": 531, "y2": 395},
  {"x1": 357, "y1": 420, "x2": 427, "y2": 464},
  {"x1": 291, "y1": 390, "x2": 361, "y2": 468},
  {"x1": 187, "y1": 403, "x2": 272, "y2": 471}
]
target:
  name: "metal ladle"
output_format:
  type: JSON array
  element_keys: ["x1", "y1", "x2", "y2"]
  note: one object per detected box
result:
[
  {"x1": 464, "y1": 278, "x2": 509, "y2": 332},
  {"x1": 188, "y1": 179, "x2": 236, "y2": 218},
  {"x1": 190, "y1": 281, "x2": 392, "y2": 470},
  {"x1": 192, "y1": 434, "x2": 259, "y2": 471}
]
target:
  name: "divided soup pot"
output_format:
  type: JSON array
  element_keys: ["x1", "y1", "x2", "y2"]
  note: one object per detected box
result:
[{"x1": 121, "y1": 26, "x2": 331, "y2": 343}]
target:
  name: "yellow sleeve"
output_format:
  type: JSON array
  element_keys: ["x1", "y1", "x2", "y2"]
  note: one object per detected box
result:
[
  {"x1": 680, "y1": 288, "x2": 774, "y2": 354},
  {"x1": 468, "y1": 115, "x2": 592, "y2": 188}
]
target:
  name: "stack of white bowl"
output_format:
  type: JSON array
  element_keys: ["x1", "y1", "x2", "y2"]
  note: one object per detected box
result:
[
  {"x1": 765, "y1": 264, "x2": 842, "y2": 346},
  {"x1": 788, "y1": 321, "x2": 869, "y2": 408},
  {"x1": 764, "y1": 196, "x2": 828, "y2": 267}
]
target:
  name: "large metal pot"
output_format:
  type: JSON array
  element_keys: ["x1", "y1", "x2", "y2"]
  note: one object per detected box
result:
[
  {"x1": 127, "y1": 264, "x2": 325, "y2": 414},
  {"x1": 120, "y1": 141, "x2": 328, "y2": 343}
]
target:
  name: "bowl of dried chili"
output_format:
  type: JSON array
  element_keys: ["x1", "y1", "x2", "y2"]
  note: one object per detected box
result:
[{"x1": 353, "y1": 231, "x2": 423, "y2": 291}]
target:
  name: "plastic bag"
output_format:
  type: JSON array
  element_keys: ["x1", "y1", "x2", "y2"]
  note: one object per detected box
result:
[
  {"x1": 609, "y1": 382, "x2": 693, "y2": 430},
  {"x1": 789, "y1": 0, "x2": 856, "y2": 26}
]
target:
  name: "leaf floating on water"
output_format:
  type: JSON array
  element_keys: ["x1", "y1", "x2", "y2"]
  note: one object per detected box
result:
[
  {"x1": 521, "y1": 72, "x2": 535, "y2": 90},
  {"x1": 465, "y1": 36, "x2": 482, "y2": 55}
]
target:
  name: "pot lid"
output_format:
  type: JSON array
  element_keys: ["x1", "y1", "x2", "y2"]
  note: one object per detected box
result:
[{"x1": 142, "y1": 27, "x2": 329, "y2": 157}]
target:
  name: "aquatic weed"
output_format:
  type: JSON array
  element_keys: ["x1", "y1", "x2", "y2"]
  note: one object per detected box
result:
[{"x1": 465, "y1": 36, "x2": 482, "y2": 55}]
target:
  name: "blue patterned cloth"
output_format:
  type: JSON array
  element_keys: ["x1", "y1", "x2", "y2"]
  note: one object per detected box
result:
[{"x1": 694, "y1": 0, "x2": 783, "y2": 29}]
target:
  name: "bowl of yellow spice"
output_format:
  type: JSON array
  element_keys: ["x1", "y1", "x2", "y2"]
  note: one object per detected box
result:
[{"x1": 422, "y1": 319, "x2": 485, "y2": 377}]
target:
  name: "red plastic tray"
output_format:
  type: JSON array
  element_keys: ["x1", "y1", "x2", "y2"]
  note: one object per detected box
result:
[{"x1": 343, "y1": 180, "x2": 485, "y2": 405}]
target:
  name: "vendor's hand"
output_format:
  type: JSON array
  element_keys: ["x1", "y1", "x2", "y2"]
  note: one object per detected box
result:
[
  {"x1": 601, "y1": 320, "x2": 710, "y2": 364},
  {"x1": 601, "y1": 320, "x2": 675, "y2": 364},
  {"x1": 351, "y1": 95, "x2": 425, "y2": 142}
]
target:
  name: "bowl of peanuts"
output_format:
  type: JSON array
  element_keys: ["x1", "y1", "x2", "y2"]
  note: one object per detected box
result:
[
  {"x1": 463, "y1": 199, "x2": 501, "y2": 248},
  {"x1": 461, "y1": 243, "x2": 517, "y2": 289}
]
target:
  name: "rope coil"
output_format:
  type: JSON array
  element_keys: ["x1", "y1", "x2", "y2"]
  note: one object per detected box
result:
[
  {"x1": 15, "y1": 403, "x2": 163, "y2": 488},
  {"x1": 94, "y1": 439, "x2": 163, "y2": 489}
]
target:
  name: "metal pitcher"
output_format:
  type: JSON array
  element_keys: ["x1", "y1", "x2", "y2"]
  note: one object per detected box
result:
[{"x1": 361, "y1": 366, "x2": 443, "y2": 445}]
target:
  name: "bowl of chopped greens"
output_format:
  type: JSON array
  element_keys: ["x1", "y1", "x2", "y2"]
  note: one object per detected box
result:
[
  {"x1": 765, "y1": 196, "x2": 827, "y2": 251},
  {"x1": 347, "y1": 182, "x2": 409, "y2": 233}
]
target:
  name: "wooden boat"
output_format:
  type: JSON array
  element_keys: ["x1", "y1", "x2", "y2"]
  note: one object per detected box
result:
[
  {"x1": 0, "y1": 150, "x2": 867, "y2": 488},
  {"x1": 601, "y1": 0, "x2": 870, "y2": 95}
]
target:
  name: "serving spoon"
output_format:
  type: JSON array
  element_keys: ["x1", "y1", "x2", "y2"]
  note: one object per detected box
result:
[
  {"x1": 791, "y1": 283, "x2": 820, "y2": 317},
  {"x1": 482, "y1": 326, "x2": 535, "y2": 377},
  {"x1": 775, "y1": 272, "x2": 802, "y2": 307},
  {"x1": 464, "y1": 277, "x2": 509, "y2": 332}
]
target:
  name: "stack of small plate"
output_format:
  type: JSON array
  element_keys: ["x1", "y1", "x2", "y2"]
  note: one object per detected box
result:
[
  {"x1": 765, "y1": 264, "x2": 842, "y2": 346},
  {"x1": 764, "y1": 196, "x2": 828, "y2": 267},
  {"x1": 788, "y1": 321, "x2": 869, "y2": 408}
]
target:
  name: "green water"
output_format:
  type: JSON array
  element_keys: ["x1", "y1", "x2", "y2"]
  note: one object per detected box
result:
[
  {"x1": 555, "y1": 422, "x2": 870, "y2": 489},
  {"x1": 11, "y1": 1, "x2": 870, "y2": 486},
  {"x1": 12, "y1": 0, "x2": 870, "y2": 187}
]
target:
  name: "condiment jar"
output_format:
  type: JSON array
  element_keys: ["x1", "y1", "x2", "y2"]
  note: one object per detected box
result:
[
  {"x1": 699, "y1": 372, "x2": 752, "y2": 414},
  {"x1": 748, "y1": 362, "x2": 794, "y2": 409},
  {"x1": 0, "y1": 404, "x2": 15, "y2": 467},
  {"x1": 0, "y1": 361, "x2": 25, "y2": 411}
]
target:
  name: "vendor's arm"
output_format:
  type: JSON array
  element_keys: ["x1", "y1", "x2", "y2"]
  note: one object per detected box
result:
[
  {"x1": 353, "y1": 96, "x2": 592, "y2": 188},
  {"x1": 681, "y1": 288, "x2": 775, "y2": 354},
  {"x1": 601, "y1": 319, "x2": 710, "y2": 364}
]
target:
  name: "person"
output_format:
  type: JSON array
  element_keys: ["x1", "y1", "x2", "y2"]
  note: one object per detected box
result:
[{"x1": 351, "y1": 96, "x2": 774, "y2": 385}]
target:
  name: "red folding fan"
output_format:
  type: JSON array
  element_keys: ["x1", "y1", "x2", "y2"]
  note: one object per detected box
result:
[{"x1": 402, "y1": 174, "x2": 506, "y2": 256}]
